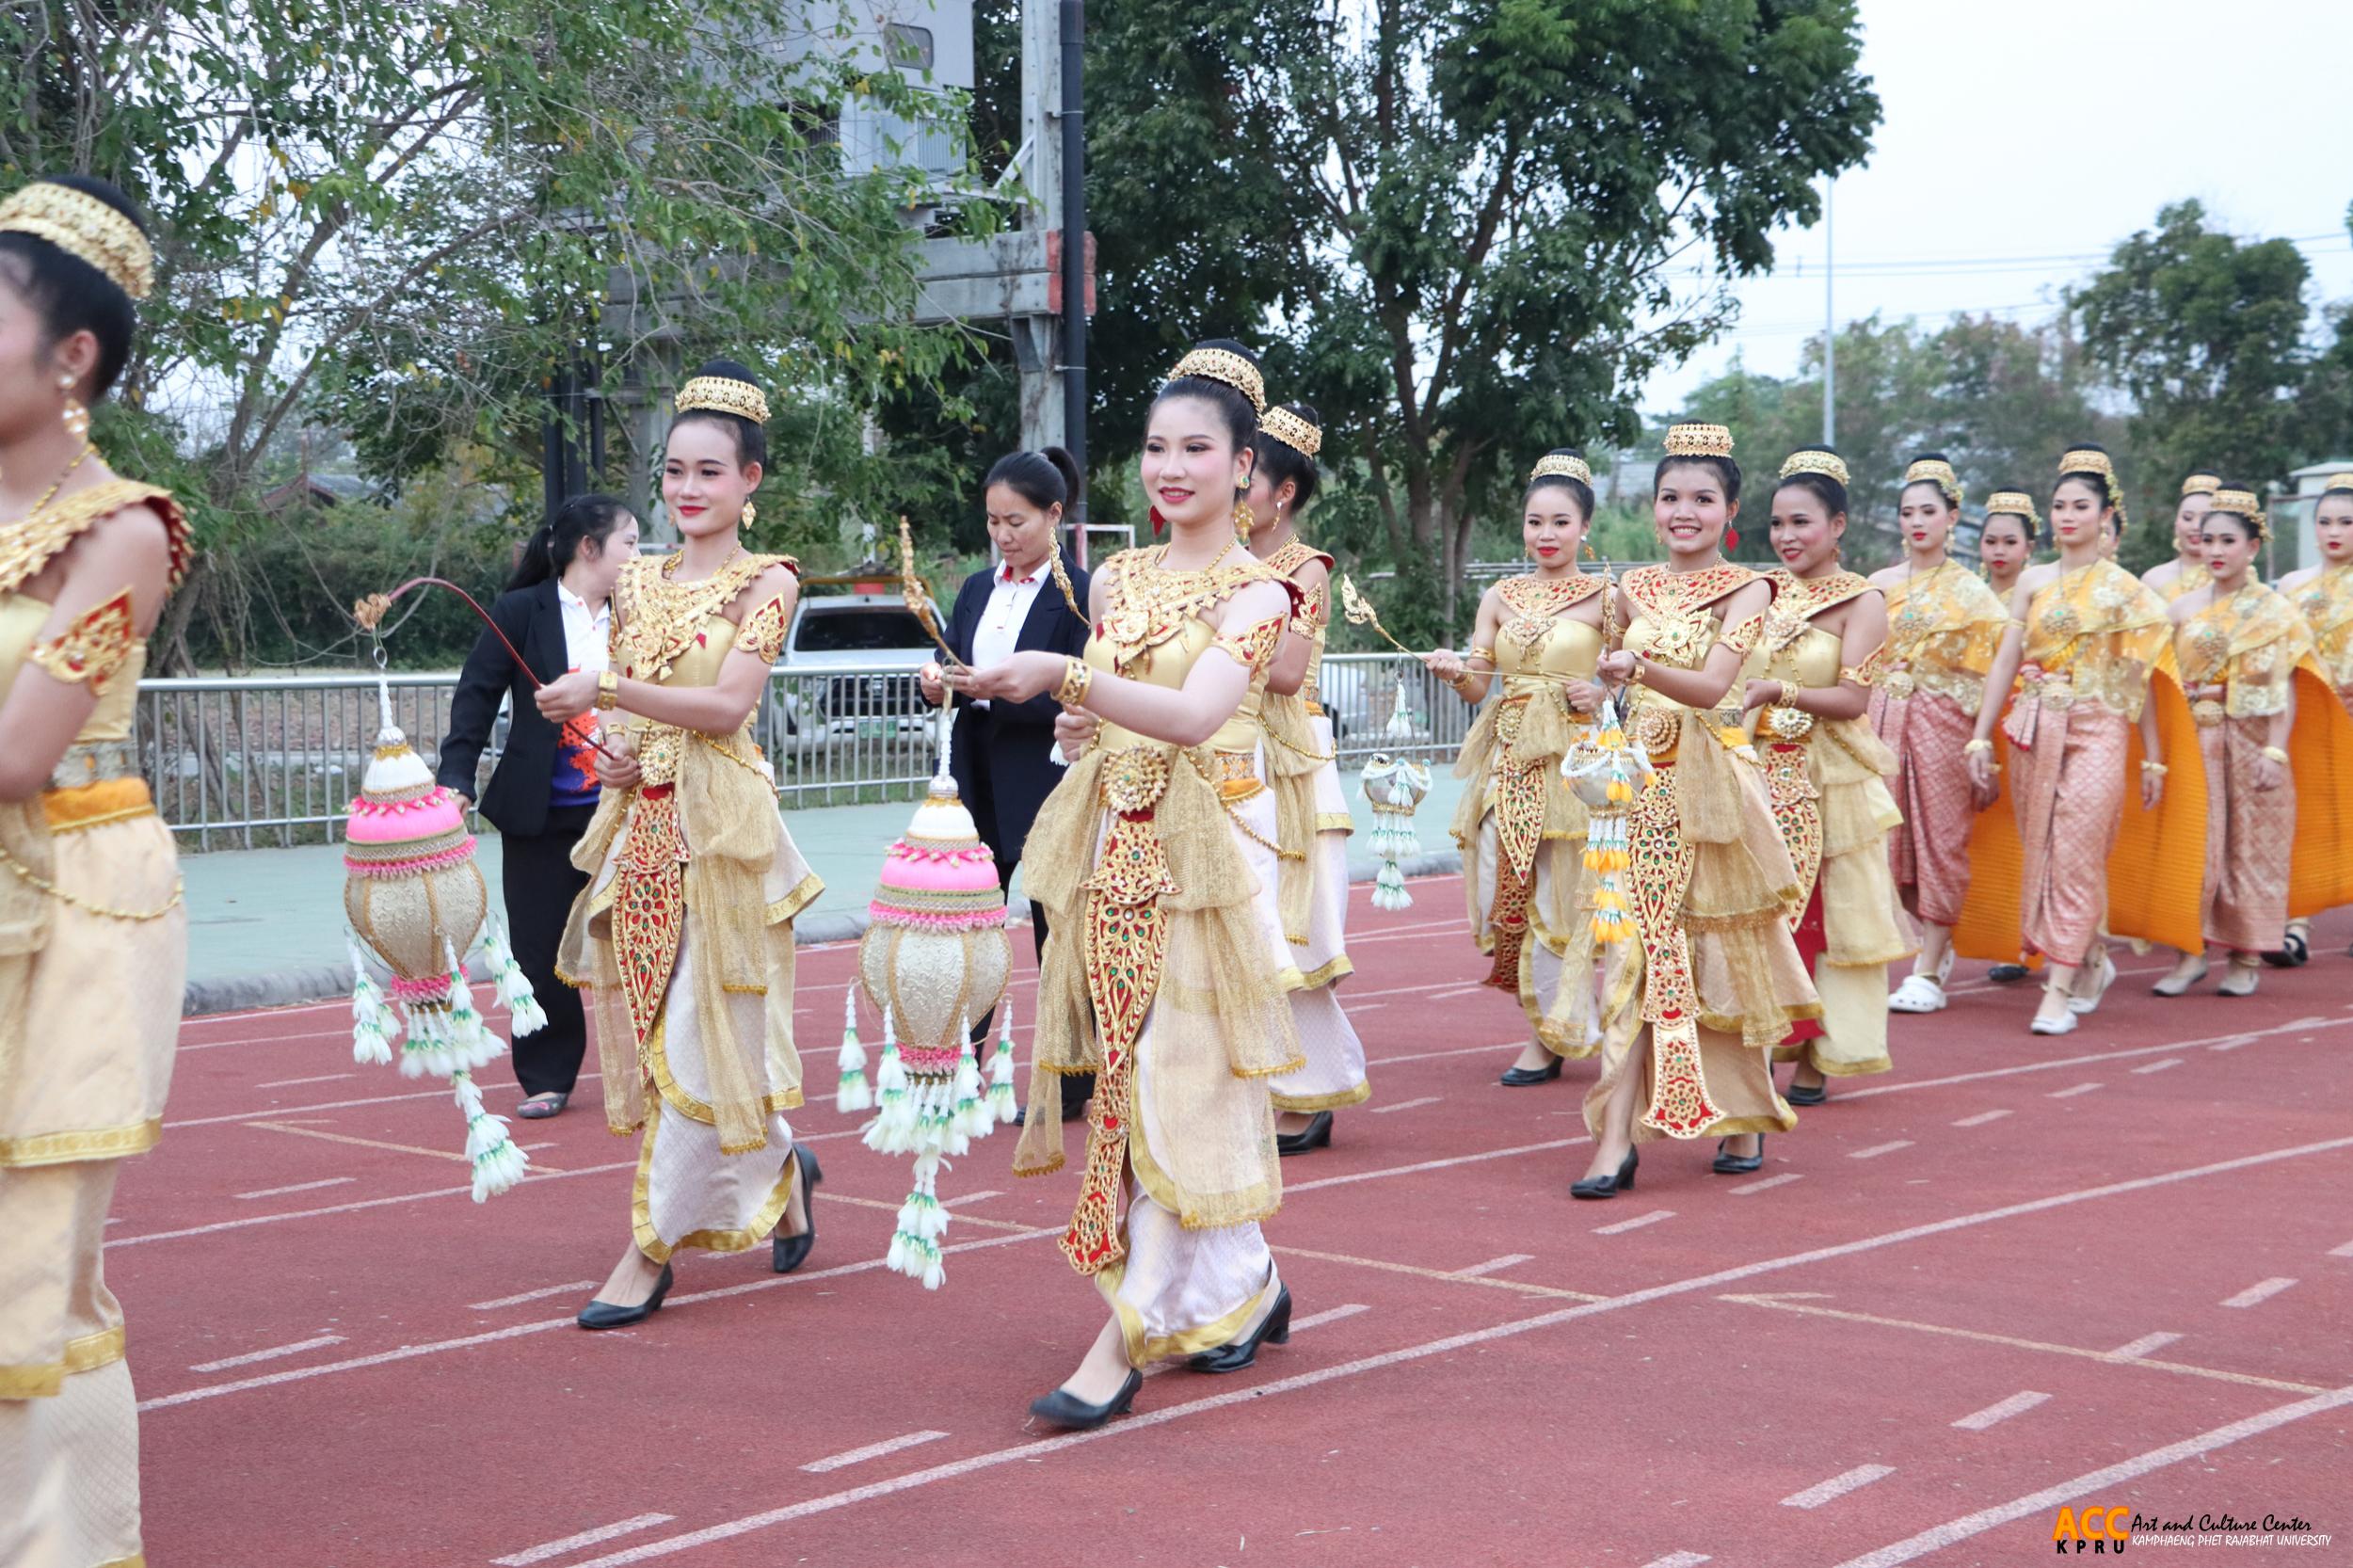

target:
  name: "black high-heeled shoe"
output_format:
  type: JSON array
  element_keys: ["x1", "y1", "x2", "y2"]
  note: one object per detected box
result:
[
  {"x1": 1500, "y1": 1057, "x2": 1563, "y2": 1087},
  {"x1": 1785, "y1": 1080, "x2": 1828, "y2": 1107},
  {"x1": 1275, "y1": 1112, "x2": 1333, "y2": 1158},
  {"x1": 771, "y1": 1145, "x2": 823, "y2": 1274},
  {"x1": 1570, "y1": 1147, "x2": 1637, "y2": 1199},
  {"x1": 1029, "y1": 1368, "x2": 1143, "y2": 1431},
  {"x1": 1188, "y1": 1286, "x2": 1293, "y2": 1374},
  {"x1": 577, "y1": 1262, "x2": 673, "y2": 1330},
  {"x1": 1711, "y1": 1134, "x2": 1765, "y2": 1175}
]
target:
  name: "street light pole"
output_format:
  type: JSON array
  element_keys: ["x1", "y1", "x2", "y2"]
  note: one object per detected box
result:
[
  {"x1": 1822, "y1": 176, "x2": 1836, "y2": 448},
  {"x1": 1059, "y1": 0, "x2": 1088, "y2": 563}
]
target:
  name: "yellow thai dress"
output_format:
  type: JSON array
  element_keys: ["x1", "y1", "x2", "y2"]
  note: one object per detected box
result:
[
  {"x1": 1449, "y1": 573, "x2": 1607, "y2": 1058},
  {"x1": 2155, "y1": 563, "x2": 2211, "y2": 603},
  {"x1": 1954, "y1": 560, "x2": 2205, "y2": 967},
  {"x1": 558, "y1": 551, "x2": 822, "y2": 1263},
  {"x1": 1584, "y1": 565, "x2": 1815, "y2": 1147},
  {"x1": 1748, "y1": 571, "x2": 1912, "y2": 1080},
  {"x1": 0, "y1": 480, "x2": 191, "y2": 1568},
  {"x1": 1015, "y1": 546, "x2": 1302, "y2": 1366},
  {"x1": 2292, "y1": 564, "x2": 2353, "y2": 707},
  {"x1": 1258, "y1": 536, "x2": 1368, "y2": 1113},
  {"x1": 2176, "y1": 584, "x2": 2353, "y2": 950},
  {"x1": 1870, "y1": 562, "x2": 2008, "y2": 928}
]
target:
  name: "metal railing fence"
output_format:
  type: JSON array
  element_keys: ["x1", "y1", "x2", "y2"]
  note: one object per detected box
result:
[{"x1": 132, "y1": 653, "x2": 1472, "y2": 849}]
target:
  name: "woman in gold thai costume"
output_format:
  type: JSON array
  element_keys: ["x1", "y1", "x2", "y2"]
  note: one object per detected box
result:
[
  {"x1": 1865, "y1": 455, "x2": 2008, "y2": 1016},
  {"x1": 2153, "y1": 490, "x2": 2353, "y2": 994},
  {"x1": 2144, "y1": 472, "x2": 2222, "y2": 601},
  {"x1": 0, "y1": 176, "x2": 189, "y2": 1568},
  {"x1": 1424, "y1": 451, "x2": 1610, "y2": 1085},
  {"x1": 1746, "y1": 449, "x2": 1909, "y2": 1104},
  {"x1": 538, "y1": 360, "x2": 823, "y2": 1330},
  {"x1": 2277, "y1": 472, "x2": 2353, "y2": 961},
  {"x1": 1246, "y1": 400, "x2": 1369, "y2": 1154},
  {"x1": 1977, "y1": 493, "x2": 2039, "y2": 605},
  {"x1": 1960, "y1": 445, "x2": 2204, "y2": 1036},
  {"x1": 957, "y1": 341, "x2": 1303, "y2": 1429},
  {"x1": 1574, "y1": 424, "x2": 1816, "y2": 1197}
]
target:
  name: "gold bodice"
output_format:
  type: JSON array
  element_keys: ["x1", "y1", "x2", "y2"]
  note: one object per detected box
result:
[
  {"x1": 1881, "y1": 561, "x2": 2006, "y2": 712},
  {"x1": 0, "y1": 595, "x2": 146, "y2": 743},
  {"x1": 1620, "y1": 564, "x2": 1762, "y2": 716},
  {"x1": 1492, "y1": 575, "x2": 1605, "y2": 696},
  {"x1": 612, "y1": 551, "x2": 795, "y2": 786},
  {"x1": 2292, "y1": 565, "x2": 2353, "y2": 692},
  {"x1": 1263, "y1": 536, "x2": 1333, "y2": 706},
  {"x1": 1087, "y1": 548, "x2": 1287, "y2": 756},
  {"x1": 2022, "y1": 560, "x2": 2172, "y2": 723},
  {"x1": 2175, "y1": 583, "x2": 2308, "y2": 722}
]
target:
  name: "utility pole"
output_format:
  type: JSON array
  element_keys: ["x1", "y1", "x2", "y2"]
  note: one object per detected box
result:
[
  {"x1": 1822, "y1": 176, "x2": 1836, "y2": 448},
  {"x1": 1059, "y1": 0, "x2": 1088, "y2": 564}
]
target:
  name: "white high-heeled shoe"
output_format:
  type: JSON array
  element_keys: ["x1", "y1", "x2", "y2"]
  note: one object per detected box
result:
[{"x1": 2067, "y1": 952, "x2": 2117, "y2": 1016}]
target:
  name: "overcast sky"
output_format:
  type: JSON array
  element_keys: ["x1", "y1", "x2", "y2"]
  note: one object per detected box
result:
[{"x1": 1638, "y1": 0, "x2": 2353, "y2": 416}]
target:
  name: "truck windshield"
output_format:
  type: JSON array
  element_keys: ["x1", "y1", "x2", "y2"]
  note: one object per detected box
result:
[{"x1": 794, "y1": 607, "x2": 925, "y2": 653}]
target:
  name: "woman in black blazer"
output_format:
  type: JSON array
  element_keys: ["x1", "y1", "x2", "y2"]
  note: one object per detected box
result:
[
  {"x1": 436, "y1": 494, "x2": 641, "y2": 1119},
  {"x1": 919, "y1": 448, "x2": 1094, "y2": 1116}
]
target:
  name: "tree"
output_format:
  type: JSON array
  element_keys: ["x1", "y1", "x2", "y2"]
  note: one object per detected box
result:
[
  {"x1": 2070, "y1": 200, "x2": 2313, "y2": 507},
  {"x1": 5, "y1": 0, "x2": 979, "y2": 666}
]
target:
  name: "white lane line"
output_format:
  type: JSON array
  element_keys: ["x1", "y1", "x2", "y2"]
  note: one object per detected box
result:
[
  {"x1": 2047, "y1": 1082, "x2": 2103, "y2": 1099},
  {"x1": 186, "y1": 1335, "x2": 345, "y2": 1373},
  {"x1": 1833, "y1": 1015, "x2": 2351, "y2": 1101},
  {"x1": 1289, "y1": 1303, "x2": 1371, "y2": 1332},
  {"x1": 1830, "y1": 1384, "x2": 2353, "y2": 1568},
  {"x1": 800, "y1": 1431, "x2": 951, "y2": 1474},
  {"x1": 943, "y1": 1191, "x2": 1002, "y2": 1207},
  {"x1": 234, "y1": 1176, "x2": 356, "y2": 1201},
  {"x1": 1285, "y1": 1137, "x2": 1586, "y2": 1194},
  {"x1": 1951, "y1": 1110, "x2": 2011, "y2": 1128},
  {"x1": 2107, "y1": 1332, "x2": 2184, "y2": 1360},
  {"x1": 2208, "y1": 1032, "x2": 2265, "y2": 1052},
  {"x1": 1849, "y1": 1141, "x2": 1913, "y2": 1160},
  {"x1": 471, "y1": 1281, "x2": 600, "y2": 1312},
  {"x1": 1366, "y1": 1042, "x2": 1513, "y2": 1067},
  {"x1": 1593, "y1": 1210, "x2": 1674, "y2": 1236},
  {"x1": 1952, "y1": 1391, "x2": 2051, "y2": 1431},
  {"x1": 1369, "y1": 1095, "x2": 1445, "y2": 1115},
  {"x1": 108, "y1": 1160, "x2": 643, "y2": 1249},
  {"x1": 431, "y1": 1137, "x2": 2353, "y2": 1567},
  {"x1": 1426, "y1": 984, "x2": 1492, "y2": 1001},
  {"x1": 492, "y1": 1514, "x2": 678, "y2": 1566},
  {"x1": 1729, "y1": 1173, "x2": 1802, "y2": 1195},
  {"x1": 1642, "y1": 1556, "x2": 1712, "y2": 1568},
  {"x1": 254, "y1": 1071, "x2": 355, "y2": 1089},
  {"x1": 1782, "y1": 1464, "x2": 1896, "y2": 1509},
  {"x1": 2330, "y1": 1240, "x2": 2353, "y2": 1258},
  {"x1": 2220, "y1": 1277, "x2": 2297, "y2": 1309},
  {"x1": 2131, "y1": 1058, "x2": 2184, "y2": 1075},
  {"x1": 1452, "y1": 1254, "x2": 1534, "y2": 1277}
]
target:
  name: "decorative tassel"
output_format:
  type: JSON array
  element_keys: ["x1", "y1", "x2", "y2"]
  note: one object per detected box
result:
[
  {"x1": 988, "y1": 994, "x2": 1018, "y2": 1124},
  {"x1": 863, "y1": 1007, "x2": 916, "y2": 1154},
  {"x1": 349, "y1": 941, "x2": 394, "y2": 1065},
  {"x1": 481, "y1": 918, "x2": 547, "y2": 1037},
  {"x1": 835, "y1": 984, "x2": 872, "y2": 1112},
  {"x1": 452, "y1": 1068, "x2": 530, "y2": 1202}
]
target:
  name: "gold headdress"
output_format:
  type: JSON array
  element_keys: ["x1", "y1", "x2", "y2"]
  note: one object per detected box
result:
[
  {"x1": 1261, "y1": 404, "x2": 1321, "y2": 458},
  {"x1": 1664, "y1": 423, "x2": 1734, "y2": 458},
  {"x1": 2057, "y1": 447, "x2": 2128, "y2": 527},
  {"x1": 1529, "y1": 453, "x2": 1593, "y2": 486},
  {"x1": 0, "y1": 181, "x2": 152, "y2": 300},
  {"x1": 1905, "y1": 457, "x2": 1963, "y2": 507},
  {"x1": 2321, "y1": 472, "x2": 2353, "y2": 497},
  {"x1": 2209, "y1": 488, "x2": 2269, "y2": 541},
  {"x1": 1779, "y1": 448, "x2": 1849, "y2": 486},
  {"x1": 1984, "y1": 490, "x2": 2041, "y2": 530},
  {"x1": 1166, "y1": 348, "x2": 1266, "y2": 414},
  {"x1": 2180, "y1": 472, "x2": 2222, "y2": 499},
  {"x1": 675, "y1": 375, "x2": 771, "y2": 425}
]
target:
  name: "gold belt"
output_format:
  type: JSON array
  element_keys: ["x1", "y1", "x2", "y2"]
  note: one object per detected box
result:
[
  {"x1": 1881, "y1": 667, "x2": 1915, "y2": 700},
  {"x1": 2192, "y1": 698, "x2": 2227, "y2": 728},
  {"x1": 49, "y1": 738, "x2": 139, "y2": 792},
  {"x1": 1209, "y1": 748, "x2": 1262, "y2": 800}
]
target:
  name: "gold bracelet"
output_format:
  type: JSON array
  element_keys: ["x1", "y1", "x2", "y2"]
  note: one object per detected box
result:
[
  {"x1": 1054, "y1": 657, "x2": 1094, "y2": 707},
  {"x1": 596, "y1": 670, "x2": 619, "y2": 711},
  {"x1": 1963, "y1": 738, "x2": 1993, "y2": 755},
  {"x1": 2140, "y1": 760, "x2": 2169, "y2": 776},
  {"x1": 2261, "y1": 744, "x2": 2289, "y2": 765}
]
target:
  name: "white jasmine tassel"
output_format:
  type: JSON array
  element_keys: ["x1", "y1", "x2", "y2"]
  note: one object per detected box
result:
[
  {"x1": 481, "y1": 918, "x2": 547, "y2": 1036},
  {"x1": 835, "y1": 984, "x2": 872, "y2": 1112},
  {"x1": 988, "y1": 994, "x2": 1019, "y2": 1124},
  {"x1": 349, "y1": 940, "x2": 394, "y2": 1065}
]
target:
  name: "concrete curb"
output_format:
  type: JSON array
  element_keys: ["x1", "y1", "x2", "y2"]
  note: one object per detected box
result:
[{"x1": 180, "y1": 848, "x2": 1466, "y2": 1017}]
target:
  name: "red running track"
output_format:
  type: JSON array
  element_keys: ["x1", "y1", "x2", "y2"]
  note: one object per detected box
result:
[{"x1": 125, "y1": 874, "x2": 2352, "y2": 1567}]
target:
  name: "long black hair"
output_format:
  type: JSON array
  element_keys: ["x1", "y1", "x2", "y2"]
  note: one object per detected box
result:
[
  {"x1": 1252, "y1": 402, "x2": 1323, "y2": 513},
  {"x1": 984, "y1": 445, "x2": 1081, "y2": 514},
  {"x1": 0, "y1": 174, "x2": 151, "y2": 397},
  {"x1": 510, "y1": 493, "x2": 633, "y2": 591},
  {"x1": 669, "y1": 357, "x2": 768, "y2": 468}
]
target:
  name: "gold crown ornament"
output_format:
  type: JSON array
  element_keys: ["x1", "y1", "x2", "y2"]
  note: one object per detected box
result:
[
  {"x1": 1985, "y1": 490, "x2": 2041, "y2": 528},
  {"x1": 2322, "y1": 472, "x2": 2353, "y2": 497},
  {"x1": 1780, "y1": 448, "x2": 1849, "y2": 486},
  {"x1": 675, "y1": 375, "x2": 771, "y2": 425},
  {"x1": 1665, "y1": 423, "x2": 1735, "y2": 458},
  {"x1": 2210, "y1": 488, "x2": 2270, "y2": 541},
  {"x1": 1529, "y1": 453, "x2": 1593, "y2": 486},
  {"x1": 1166, "y1": 348, "x2": 1266, "y2": 414},
  {"x1": 0, "y1": 181, "x2": 152, "y2": 300},
  {"x1": 2057, "y1": 448, "x2": 2127, "y2": 524},
  {"x1": 1261, "y1": 404, "x2": 1321, "y2": 458},
  {"x1": 1905, "y1": 457, "x2": 1963, "y2": 506},
  {"x1": 2180, "y1": 472, "x2": 2223, "y2": 498}
]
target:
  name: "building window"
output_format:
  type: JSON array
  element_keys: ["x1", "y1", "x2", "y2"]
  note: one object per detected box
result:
[{"x1": 885, "y1": 23, "x2": 934, "y2": 71}]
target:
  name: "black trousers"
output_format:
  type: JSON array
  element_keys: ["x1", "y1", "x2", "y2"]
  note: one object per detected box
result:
[
  {"x1": 500, "y1": 802, "x2": 597, "y2": 1097},
  {"x1": 966, "y1": 753, "x2": 1093, "y2": 1114}
]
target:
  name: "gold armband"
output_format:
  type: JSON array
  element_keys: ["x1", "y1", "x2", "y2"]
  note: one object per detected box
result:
[
  {"x1": 1210, "y1": 614, "x2": 1286, "y2": 675},
  {"x1": 596, "y1": 670, "x2": 619, "y2": 711},
  {"x1": 27, "y1": 586, "x2": 137, "y2": 696},
  {"x1": 1055, "y1": 657, "x2": 1094, "y2": 707},
  {"x1": 1467, "y1": 645, "x2": 1497, "y2": 666}
]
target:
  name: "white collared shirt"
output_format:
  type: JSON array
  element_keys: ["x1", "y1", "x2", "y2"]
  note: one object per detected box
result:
[
  {"x1": 969, "y1": 561, "x2": 1048, "y2": 709},
  {"x1": 556, "y1": 580, "x2": 612, "y2": 676}
]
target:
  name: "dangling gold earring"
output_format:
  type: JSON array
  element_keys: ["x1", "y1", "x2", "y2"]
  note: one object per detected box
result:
[
  {"x1": 742, "y1": 499, "x2": 759, "y2": 528},
  {"x1": 58, "y1": 374, "x2": 88, "y2": 439},
  {"x1": 1233, "y1": 500, "x2": 1255, "y2": 541},
  {"x1": 1580, "y1": 538, "x2": 1594, "y2": 561}
]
